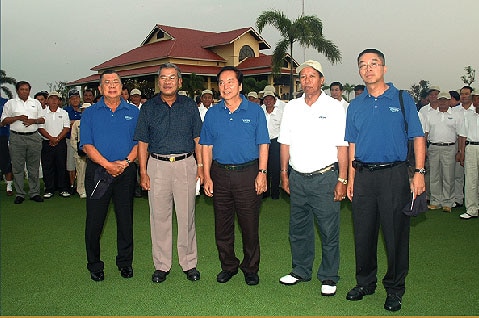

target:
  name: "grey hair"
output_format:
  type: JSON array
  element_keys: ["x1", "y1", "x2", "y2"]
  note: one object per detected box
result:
[
  {"x1": 158, "y1": 63, "x2": 182, "y2": 79},
  {"x1": 99, "y1": 70, "x2": 122, "y2": 84}
]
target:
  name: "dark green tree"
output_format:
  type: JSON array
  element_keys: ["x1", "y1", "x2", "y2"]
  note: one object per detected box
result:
[
  {"x1": 181, "y1": 73, "x2": 205, "y2": 98},
  {"x1": 343, "y1": 83, "x2": 355, "y2": 102},
  {"x1": 410, "y1": 80, "x2": 429, "y2": 103},
  {"x1": 0, "y1": 70, "x2": 16, "y2": 99},
  {"x1": 461, "y1": 66, "x2": 475, "y2": 86},
  {"x1": 256, "y1": 10, "x2": 341, "y2": 98}
]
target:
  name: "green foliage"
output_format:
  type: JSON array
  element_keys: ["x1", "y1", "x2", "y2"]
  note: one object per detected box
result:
[
  {"x1": 256, "y1": 10, "x2": 341, "y2": 99},
  {"x1": 0, "y1": 69, "x2": 17, "y2": 99},
  {"x1": 461, "y1": 65, "x2": 475, "y2": 86},
  {"x1": 47, "y1": 81, "x2": 69, "y2": 105},
  {"x1": 181, "y1": 73, "x2": 205, "y2": 98},
  {"x1": 123, "y1": 78, "x2": 155, "y2": 99},
  {"x1": 242, "y1": 78, "x2": 268, "y2": 95},
  {"x1": 343, "y1": 83, "x2": 355, "y2": 102},
  {"x1": 410, "y1": 80, "x2": 430, "y2": 103}
]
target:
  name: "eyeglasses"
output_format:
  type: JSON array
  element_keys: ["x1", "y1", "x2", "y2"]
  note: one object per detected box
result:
[
  {"x1": 159, "y1": 75, "x2": 177, "y2": 81},
  {"x1": 103, "y1": 80, "x2": 121, "y2": 86},
  {"x1": 358, "y1": 61, "x2": 384, "y2": 70}
]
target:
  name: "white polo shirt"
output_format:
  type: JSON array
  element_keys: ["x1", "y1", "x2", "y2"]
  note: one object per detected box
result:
[
  {"x1": 1, "y1": 96, "x2": 44, "y2": 133},
  {"x1": 38, "y1": 107, "x2": 70, "y2": 140},
  {"x1": 424, "y1": 107, "x2": 462, "y2": 143},
  {"x1": 261, "y1": 104, "x2": 283, "y2": 139},
  {"x1": 459, "y1": 107, "x2": 479, "y2": 141},
  {"x1": 278, "y1": 91, "x2": 347, "y2": 173}
]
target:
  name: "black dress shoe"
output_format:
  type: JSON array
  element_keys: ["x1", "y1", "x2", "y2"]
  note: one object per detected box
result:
[
  {"x1": 119, "y1": 266, "x2": 133, "y2": 278},
  {"x1": 216, "y1": 270, "x2": 238, "y2": 283},
  {"x1": 152, "y1": 270, "x2": 169, "y2": 283},
  {"x1": 30, "y1": 195, "x2": 44, "y2": 202},
  {"x1": 244, "y1": 272, "x2": 259, "y2": 285},
  {"x1": 14, "y1": 196, "x2": 25, "y2": 204},
  {"x1": 346, "y1": 286, "x2": 375, "y2": 301},
  {"x1": 90, "y1": 270, "x2": 104, "y2": 282},
  {"x1": 384, "y1": 294, "x2": 402, "y2": 311},
  {"x1": 184, "y1": 268, "x2": 200, "y2": 281}
]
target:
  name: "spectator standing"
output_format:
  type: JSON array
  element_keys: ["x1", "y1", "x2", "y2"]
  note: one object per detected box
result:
[
  {"x1": 37, "y1": 92, "x2": 71, "y2": 198},
  {"x1": 345, "y1": 49, "x2": 425, "y2": 312},
  {"x1": 64, "y1": 89, "x2": 82, "y2": 194},
  {"x1": 34, "y1": 91, "x2": 49, "y2": 109},
  {"x1": 261, "y1": 91, "x2": 283, "y2": 199},
  {"x1": 130, "y1": 88, "x2": 142, "y2": 109},
  {"x1": 1, "y1": 81, "x2": 45, "y2": 204},
  {"x1": 198, "y1": 89, "x2": 214, "y2": 121},
  {"x1": 354, "y1": 85, "x2": 365, "y2": 97},
  {"x1": 277, "y1": 60, "x2": 348, "y2": 297},
  {"x1": 200, "y1": 66, "x2": 270, "y2": 286},
  {"x1": 80, "y1": 70, "x2": 139, "y2": 282},
  {"x1": 70, "y1": 102, "x2": 91, "y2": 198},
  {"x1": 0, "y1": 96, "x2": 13, "y2": 195},
  {"x1": 329, "y1": 81, "x2": 349, "y2": 112},
  {"x1": 135, "y1": 63, "x2": 203, "y2": 284},
  {"x1": 82, "y1": 88, "x2": 95, "y2": 104}
]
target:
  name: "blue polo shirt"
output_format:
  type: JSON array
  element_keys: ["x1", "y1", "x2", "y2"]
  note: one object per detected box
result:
[
  {"x1": 134, "y1": 93, "x2": 202, "y2": 154},
  {"x1": 0, "y1": 97, "x2": 9, "y2": 137},
  {"x1": 200, "y1": 95, "x2": 270, "y2": 164},
  {"x1": 345, "y1": 83, "x2": 424, "y2": 163},
  {"x1": 64, "y1": 104, "x2": 82, "y2": 138},
  {"x1": 80, "y1": 97, "x2": 139, "y2": 162}
]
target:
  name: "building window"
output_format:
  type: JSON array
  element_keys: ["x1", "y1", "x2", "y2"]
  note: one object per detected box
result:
[
  {"x1": 239, "y1": 45, "x2": 255, "y2": 61},
  {"x1": 157, "y1": 30, "x2": 164, "y2": 40}
]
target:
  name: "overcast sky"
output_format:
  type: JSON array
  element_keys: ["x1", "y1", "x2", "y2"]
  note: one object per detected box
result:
[{"x1": 2, "y1": 0, "x2": 478, "y2": 96}]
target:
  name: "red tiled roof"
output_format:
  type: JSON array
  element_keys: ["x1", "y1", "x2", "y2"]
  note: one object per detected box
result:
[
  {"x1": 93, "y1": 25, "x2": 270, "y2": 71},
  {"x1": 238, "y1": 54, "x2": 298, "y2": 75}
]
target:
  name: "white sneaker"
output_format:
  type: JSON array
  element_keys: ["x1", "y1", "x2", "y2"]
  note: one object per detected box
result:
[
  {"x1": 459, "y1": 212, "x2": 478, "y2": 219},
  {"x1": 79, "y1": 193, "x2": 87, "y2": 199},
  {"x1": 321, "y1": 280, "x2": 337, "y2": 296},
  {"x1": 60, "y1": 191, "x2": 71, "y2": 197},
  {"x1": 43, "y1": 192, "x2": 53, "y2": 199},
  {"x1": 279, "y1": 273, "x2": 305, "y2": 285}
]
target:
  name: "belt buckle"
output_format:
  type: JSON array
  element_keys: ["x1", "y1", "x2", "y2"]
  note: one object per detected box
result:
[{"x1": 169, "y1": 157, "x2": 175, "y2": 162}]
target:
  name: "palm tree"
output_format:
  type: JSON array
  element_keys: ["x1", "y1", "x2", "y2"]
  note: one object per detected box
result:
[
  {"x1": 0, "y1": 70, "x2": 16, "y2": 99},
  {"x1": 256, "y1": 10, "x2": 341, "y2": 98},
  {"x1": 343, "y1": 83, "x2": 355, "y2": 102}
]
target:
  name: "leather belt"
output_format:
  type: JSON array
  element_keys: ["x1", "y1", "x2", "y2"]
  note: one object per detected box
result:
[
  {"x1": 150, "y1": 152, "x2": 193, "y2": 162},
  {"x1": 353, "y1": 160, "x2": 405, "y2": 172},
  {"x1": 294, "y1": 163, "x2": 337, "y2": 177},
  {"x1": 11, "y1": 130, "x2": 36, "y2": 136},
  {"x1": 213, "y1": 159, "x2": 258, "y2": 171},
  {"x1": 430, "y1": 142, "x2": 455, "y2": 146},
  {"x1": 466, "y1": 141, "x2": 479, "y2": 145}
]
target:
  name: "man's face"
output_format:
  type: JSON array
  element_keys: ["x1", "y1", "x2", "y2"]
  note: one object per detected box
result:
[
  {"x1": 330, "y1": 85, "x2": 343, "y2": 100},
  {"x1": 158, "y1": 68, "x2": 182, "y2": 97},
  {"x1": 36, "y1": 95, "x2": 46, "y2": 107},
  {"x1": 83, "y1": 90, "x2": 94, "y2": 103},
  {"x1": 460, "y1": 88, "x2": 472, "y2": 104},
  {"x1": 354, "y1": 89, "x2": 363, "y2": 97},
  {"x1": 472, "y1": 95, "x2": 479, "y2": 106},
  {"x1": 358, "y1": 53, "x2": 386, "y2": 85},
  {"x1": 69, "y1": 95, "x2": 81, "y2": 108},
  {"x1": 121, "y1": 89, "x2": 129, "y2": 101},
  {"x1": 299, "y1": 67, "x2": 324, "y2": 97},
  {"x1": 218, "y1": 70, "x2": 241, "y2": 102},
  {"x1": 428, "y1": 90, "x2": 439, "y2": 103},
  {"x1": 201, "y1": 93, "x2": 213, "y2": 108},
  {"x1": 263, "y1": 95, "x2": 276, "y2": 108},
  {"x1": 17, "y1": 84, "x2": 30, "y2": 101},
  {"x1": 436, "y1": 98, "x2": 450, "y2": 111},
  {"x1": 48, "y1": 96, "x2": 59, "y2": 108},
  {"x1": 248, "y1": 96, "x2": 258, "y2": 103},
  {"x1": 130, "y1": 94, "x2": 142, "y2": 106},
  {"x1": 98, "y1": 73, "x2": 122, "y2": 100}
]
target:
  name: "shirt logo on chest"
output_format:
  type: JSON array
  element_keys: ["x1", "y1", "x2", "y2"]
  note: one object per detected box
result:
[
  {"x1": 242, "y1": 119, "x2": 251, "y2": 123},
  {"x1": 389, "y1": 107, "x2": 400, "y2": 113},
  {"x1": 124, "y1": 116, "x2": 133, "y2": 120}
]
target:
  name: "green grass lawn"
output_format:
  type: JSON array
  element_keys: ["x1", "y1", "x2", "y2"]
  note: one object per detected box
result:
[{"x1": 1, "y1": 184, "x2": 478, "y2": 316}]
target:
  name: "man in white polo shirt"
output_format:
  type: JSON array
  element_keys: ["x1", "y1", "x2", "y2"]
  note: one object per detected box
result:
[{"x1": 278, "y1": 60, "x2": 348, "y2": 297}]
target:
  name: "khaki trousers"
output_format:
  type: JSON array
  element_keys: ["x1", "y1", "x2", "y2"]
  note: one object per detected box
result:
[
  {"x1": 148, "y1": 154, "x2": 198, "y2": 272},
  {"x1": 464, "y1": 145, "x2": 479, "y2": 216},
  {"x1": 74, "y1": 154, "x2": 87, "y2": 196}
]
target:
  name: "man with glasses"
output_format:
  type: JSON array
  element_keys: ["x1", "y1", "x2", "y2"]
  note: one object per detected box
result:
[
  {"x1": 135, "y1": 63, "x2": 203, "y2": 284},
  {"x1": 345, "y1": 49, "x2": 426, "y2": 312},
  {"x1": 80, "y1": 70, "x2": 139, "y2": 282}
]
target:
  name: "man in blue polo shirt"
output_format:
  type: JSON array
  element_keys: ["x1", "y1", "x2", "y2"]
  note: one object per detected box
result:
[
  {"x1": 80, "y1": 70, "x2": 139, "y2": 282},
  {"x1": 345, "y1": 49, "x2": 426, "y2": 312},
  {"x1": 200, "y1": 66, "x2": 270, "y2": 286}
]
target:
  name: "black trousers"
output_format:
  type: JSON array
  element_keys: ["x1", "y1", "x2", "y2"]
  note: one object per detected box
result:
[
  {"x1": 84, "y1": 160, "x2": 136, "y2": 273},
  {"x1": 351, "y1": 162, "x2": 410, "y2": 296},
  {"x1": 265, "y1": 137, "x2": 280, "y2": 199},
  {"x1": 41, "y1": 139, "x2": 67, "y2": 193},
  {"x1": 211, "y1": 162, "x2": 262, "y2": 274}
]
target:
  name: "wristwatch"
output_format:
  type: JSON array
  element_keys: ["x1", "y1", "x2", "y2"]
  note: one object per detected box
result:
[
  {"x1": 337, "y1": 177, "x2": 347, "y2": 185},
  {"x1": 414, "y1": 168, "x2": 426, "y2": 174},
  {"x1": 125, "y1": 158, "x2": 131, "y2": 165},
  {"x1": 258, "y1": 169, "x2": 267, "y2": 174}
]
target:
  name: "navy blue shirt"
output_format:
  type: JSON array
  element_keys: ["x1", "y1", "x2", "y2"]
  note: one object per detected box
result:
[
  {"x1": 134, "y1": 93, "x2": 202, "y2": 154},
  {"x1": 64, "y1": 105, "x2": 82, "y2": 139},
  {"x1": 345, "y1": 83, "x2": 424, "y2": 163},
  {"x1": 80, "y1": 97, "x2": 139, "y2": 162},
  {"x1": 200, "y1": 95, "x2": 270, "y2": 164},
  {"x1": 0, "y1": 97, "x2": 9, "y2": 137}
]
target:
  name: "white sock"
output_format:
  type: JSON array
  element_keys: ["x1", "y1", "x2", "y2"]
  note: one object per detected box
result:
[{"x1": 6, "y1": 180, "x2": 13, "y2": 190}]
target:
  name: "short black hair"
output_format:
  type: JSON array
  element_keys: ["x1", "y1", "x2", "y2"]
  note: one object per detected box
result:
[
  {"x1": 16, "y1": 81, "x2": 31, "y2": 91},
  {"x1": 449, "y1": 90, "x2": 460, "y2": 101},
  {"x1": 217, "y1": 66, "x2": 243, "y2": 85},
  {"x1": 34, "y1": 91, "x2": 48, "y2": 99},
  {"x1": 330, "y1": 81, "x2": 343, "y2": 90},
  {"x1": 99, "y1": 70, "x2": 121, "y2": 84},
  {"x1": 354, "y1": 84, "x2": 365, "y2": 92},
  {"x1": 461, "y1": 85, "x2": 473, "y2": 94},
  {"x1": 357, "y1": 48, "x2": 385, "y2": 65}
]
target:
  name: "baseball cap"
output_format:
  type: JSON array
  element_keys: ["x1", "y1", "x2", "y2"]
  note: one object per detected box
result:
[
  {"x1": 68, "y1": 89, "x2": 80, "y2": 98},
  {"x1": 130, "y1": 88, "x2": 141, "y2": 96},
  {"x1": 48, "y1": 91, "x2": 61, "y2": 98},
  {"x1": 296, "y1": 60, "x2": 324, "y2": 76},
  {"x1": 247, "y1": 91, "x2": 258, "y2": 99},
  {"x1": 201, "y1": 89, "x2": 213, "y2": 97},
  {"x1": 427, "y1": 86, "x2": 440, "y2": 93},
  {"x1": 471, "y1": 88, "x2": 479, "y2": 96},
  {"x1": 262, "y1": 91, "x2": 275, "y2": 98},
  {"x1": 437, "y1": 92, "x2": 450, "y2": 99}
]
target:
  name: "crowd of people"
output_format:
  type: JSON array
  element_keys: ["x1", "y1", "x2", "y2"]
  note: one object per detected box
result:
[{"x1": 1, "y1": 48, "x2": 477, "y2": 313}]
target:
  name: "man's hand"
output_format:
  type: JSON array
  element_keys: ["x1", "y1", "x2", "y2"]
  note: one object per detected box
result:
[{"x1": 203, "y1": 178, "x2": 214, "y2": 197}]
